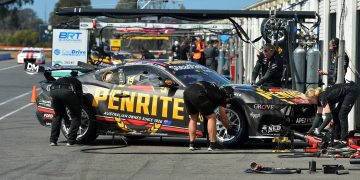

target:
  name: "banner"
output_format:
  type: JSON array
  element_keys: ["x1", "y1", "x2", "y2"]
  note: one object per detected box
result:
[{"x1": 52, "y1": 29, "x2": 88, "y2": 66}]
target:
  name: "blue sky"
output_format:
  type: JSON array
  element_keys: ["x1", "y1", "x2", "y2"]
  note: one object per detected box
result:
[{"x1": 24, "y1": 0, "x2": 258, "y2": 22}]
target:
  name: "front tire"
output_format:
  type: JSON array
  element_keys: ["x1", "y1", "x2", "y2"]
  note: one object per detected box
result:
[
  {"x1": 61, "y1": 106, "x2": 98, "y2": 144},
  {"x1": 216, "y1": 104, "x2": 248, "y2": 147}
]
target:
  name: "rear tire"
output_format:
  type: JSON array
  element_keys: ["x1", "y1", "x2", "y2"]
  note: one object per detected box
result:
[
  {"x1": 61, "y1": 106, "x2": 98, "y2": 144},
  {"x1": 216, "y1": 104, "x2": 248, "y2": 147}
]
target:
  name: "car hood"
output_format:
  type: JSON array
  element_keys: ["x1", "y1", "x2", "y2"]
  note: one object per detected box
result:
[{"x1": 229, "y1": 84, "x2": 311, "y2": 105}]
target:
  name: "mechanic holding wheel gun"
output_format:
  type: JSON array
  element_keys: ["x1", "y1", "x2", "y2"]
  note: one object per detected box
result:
[
  {"x1": 183, "y1": 81, "x2": 236, "y2": 151},
  {"x1": 49, "y1": 71, "x2": 83, "y2": 147},
  {"x1": 305, "y1": 82, "x2": 360, "y2": 149}
]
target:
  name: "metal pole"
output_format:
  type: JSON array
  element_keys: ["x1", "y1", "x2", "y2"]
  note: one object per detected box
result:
[
  {"x1": 336, "y1": 40, "x2": 345, "y2": 84},
  {"x1": 238, "y1": 37, "x2": 244, "y2": 84}
]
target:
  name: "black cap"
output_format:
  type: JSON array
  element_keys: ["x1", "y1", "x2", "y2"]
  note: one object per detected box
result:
[{"x1": 221, "y1": 86, "x2": 234, "y2": 98}]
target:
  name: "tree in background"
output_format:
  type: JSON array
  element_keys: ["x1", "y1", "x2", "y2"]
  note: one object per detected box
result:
[
  {"x1": 49, "y1": 0, "x2": 91, "y2": 28},
  {"x1": 0, "y1": 0, "x2": 34, "y2": 32},
  {"x1": 116, "y1": 0, "x2": 137, "y2": 9}
]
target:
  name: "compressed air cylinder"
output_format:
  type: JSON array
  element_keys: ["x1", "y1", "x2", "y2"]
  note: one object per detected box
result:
[
  {"x1": 217, "y1": 47, "x2": 225, "y2": 74},
  {"x1": 293, "y1": 45, "x2": 307, "y2": 93},
  {"x1": 306, "y1": 46, "x2": 321, "y2": 90}
]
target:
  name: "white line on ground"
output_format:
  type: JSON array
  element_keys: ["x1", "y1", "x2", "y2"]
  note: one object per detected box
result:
[
  {"x1": 0, "y1": 64, "x2": 22, "y2": 71},
  {"x1": 0, "y1": 103, "x2": 34, "y2": 121},
  {"x1": 0, "y1": 88, "x2": 41, "y2": 106},
  {"x1": 0, "y1": 92, "x2": 30, "y2": 106}
]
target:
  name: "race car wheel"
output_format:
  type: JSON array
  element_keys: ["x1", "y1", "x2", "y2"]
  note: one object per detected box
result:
[
  {"x1": 61, "y1": 106, "x2": 98, "y2": 144},
  {"x1": 260, "y1": 18, "x2": 287, "y2": 45},
  {"x1": 216, "y1": 104, "x2": 247, "y2": 147}
]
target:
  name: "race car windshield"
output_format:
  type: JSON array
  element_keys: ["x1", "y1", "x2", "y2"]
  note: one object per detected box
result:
[{"x1": 174, "y1": 68, "x2": 230, "y2": 86}]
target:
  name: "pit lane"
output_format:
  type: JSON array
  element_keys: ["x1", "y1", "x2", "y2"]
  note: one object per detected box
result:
[{"x1": 0, "y1": 58, "x2": 359, "y2": 180}]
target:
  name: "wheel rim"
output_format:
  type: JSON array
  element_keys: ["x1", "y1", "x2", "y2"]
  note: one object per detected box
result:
[
  {"x1": 62, "y1": 108, "x2": 90, "y2": 139},
  {"x1": 216, "y1": 108, "x2": 241, "y2": 142}
]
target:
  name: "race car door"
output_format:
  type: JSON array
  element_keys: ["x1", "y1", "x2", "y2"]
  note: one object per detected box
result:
[{"x1": 119, "y1": 64, "x2": 187, "y2": 136}]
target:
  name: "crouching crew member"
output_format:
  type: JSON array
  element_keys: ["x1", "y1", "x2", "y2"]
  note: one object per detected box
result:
[
  {"x1": 183, "y1": 81, "x2": 236, "y2": 151},
  {"x1": 305, "y1": 82, "x2": 360, "y2": 148},
  {"x1": 49, "y1": 71, "x2": 83, "y2": 146}
]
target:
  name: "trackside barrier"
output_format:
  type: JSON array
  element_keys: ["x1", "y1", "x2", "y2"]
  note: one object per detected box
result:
[{"x1": 0, "y1": 53, "x2": 11, "y2": 60}]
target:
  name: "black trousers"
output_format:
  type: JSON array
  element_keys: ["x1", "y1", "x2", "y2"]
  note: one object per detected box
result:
[
  {"x1": 333, "y1": 84, "x2": 360, "y2": 141},
  {"x1": 50, "y1": 89, "x2": 82, "y2": 144}
]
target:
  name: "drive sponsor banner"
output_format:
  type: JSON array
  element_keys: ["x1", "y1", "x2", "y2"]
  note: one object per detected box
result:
[{"x1": 52, "y1": 29, "x2": 88, "y2": 66}]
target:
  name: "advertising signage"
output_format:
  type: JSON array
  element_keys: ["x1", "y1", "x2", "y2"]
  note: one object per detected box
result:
[{"x1": 52, "y1": 29, "x2": 89, "y2": 66}]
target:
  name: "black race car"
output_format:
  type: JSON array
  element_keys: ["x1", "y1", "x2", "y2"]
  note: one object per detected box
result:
[{"x1": 35, "y1": 60, "x2": 316, "y2": 147}]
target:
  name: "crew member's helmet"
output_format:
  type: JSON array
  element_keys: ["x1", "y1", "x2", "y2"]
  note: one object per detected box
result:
[{"x1": 221, "y1": 86, "x2": 234, "y2": 98}]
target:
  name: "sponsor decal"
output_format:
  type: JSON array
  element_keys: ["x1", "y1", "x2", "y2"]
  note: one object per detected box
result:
[
  {"x1": 295, "y1": 117, "x2": 312, "y2": 124},
  {"x1": 39, "y1": 100, "x2": 52, "y2": 107},
  {"x1": 234, "y1": 92, "x2": 241, "y2": 97},
  {"x1": 168, "y1": 64, "x2": 206, "y2": 71},
  {"x1": 92, "y1": 88, "x2": 185, "y2": 121},
  {"x1": 55, "y1": 49, "x2": 86, "y2": 56},
  {"x1": 149, "y1": 132, "x2": 168, "y2": 136},
  {"x1": 261, "y1": 124, "x2": 282, "y2": 134},
  {"x1": 250, "y1": 112, "x2": 261, "y2": 119},
  {"x1": 43, "y1": 113, "x2": 54, "y2": 119},
  {"x1": 25, "y1": 62, "x2": 39, "y2": 74},
  {"x1": 256, "y1": 88, "x2": 305, "y2": 104},
  {"x1": 58, "y1": 32, "x2": 82, "y2": 42},
  {"x1": 163, "y1": 120, "x2": 172, "y2": 126},
  {"x1": 54, "y1": 49, "x2": 61, "y2": 55},
  {"x1": 253, "y1": 104, "x2": 275, "y2": 110}
]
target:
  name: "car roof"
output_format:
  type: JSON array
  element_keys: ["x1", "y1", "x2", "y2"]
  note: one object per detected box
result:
[
  {"x1": 125, "y1": 59, "x2": 198, "y2": 68},
  {"x1": 21, "y1": 47, "x2": 43, "y2": 51}
]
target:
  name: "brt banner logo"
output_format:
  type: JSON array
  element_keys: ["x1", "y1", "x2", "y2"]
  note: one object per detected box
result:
[{"x1": 58, "y1": 32, "x2": 82, "y2": 42}]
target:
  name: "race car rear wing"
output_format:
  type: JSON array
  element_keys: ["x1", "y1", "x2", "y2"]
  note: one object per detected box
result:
[{"x1": 25, "y1": 60, "x2": 98, "y2": 75}]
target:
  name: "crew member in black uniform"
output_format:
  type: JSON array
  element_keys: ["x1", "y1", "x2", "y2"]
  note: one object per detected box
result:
[
  {"x1": 251, "y1": 44, "x2": 284, "y2": 87},
  {"x1": 49, "y1": 71, "x2": 83, "y2": 146},
  {"x1": 183, "y1": 81, "x2": 236, "y2": 151},
  {"x1": 305, "y1": 82, "x2": 360, "y2": 148},
  {"x1": 318, "y1": 38, "x2": 349, "y2": 86}
]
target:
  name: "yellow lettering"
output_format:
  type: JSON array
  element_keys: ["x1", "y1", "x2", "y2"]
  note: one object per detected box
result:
[
  {"x1": 173, "y1": 98, "x2": 184, "y2": 120},
  {"x1": 120, "y1": 91, "x2": 135, "y2": 112},
  {"x1": 151, "y1": 95, "x2": 158, "y2": 116},
  {"x1": 136, "y1": 93, "x2": 150, "y2": 115},
  {"x1": 92, "y1": 88, "x2": 109, "y2": 107},
  {"x1": 108, "y1": 90, "x2": 122, "y2": 110},
  {"x1": 159, "y1": 96, "x2": 172, "y2": 118}
]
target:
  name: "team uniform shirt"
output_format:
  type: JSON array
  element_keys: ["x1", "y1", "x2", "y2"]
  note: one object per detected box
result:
[
  {"x1": 197, "y1": 81, "x2": 227, "y2": 108},
  {"x1": 51, "y1": 77, "x2": 83, "y2": 96},
  {"x1": 319, "y1": 83, "x2": 352, "y2": 108},
  {"x1": 252, "y1": 52, "x2": 284, "y2": 87},
  {"x1": 328, "y1": 51, "x2": 349, "y2": 86}
]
